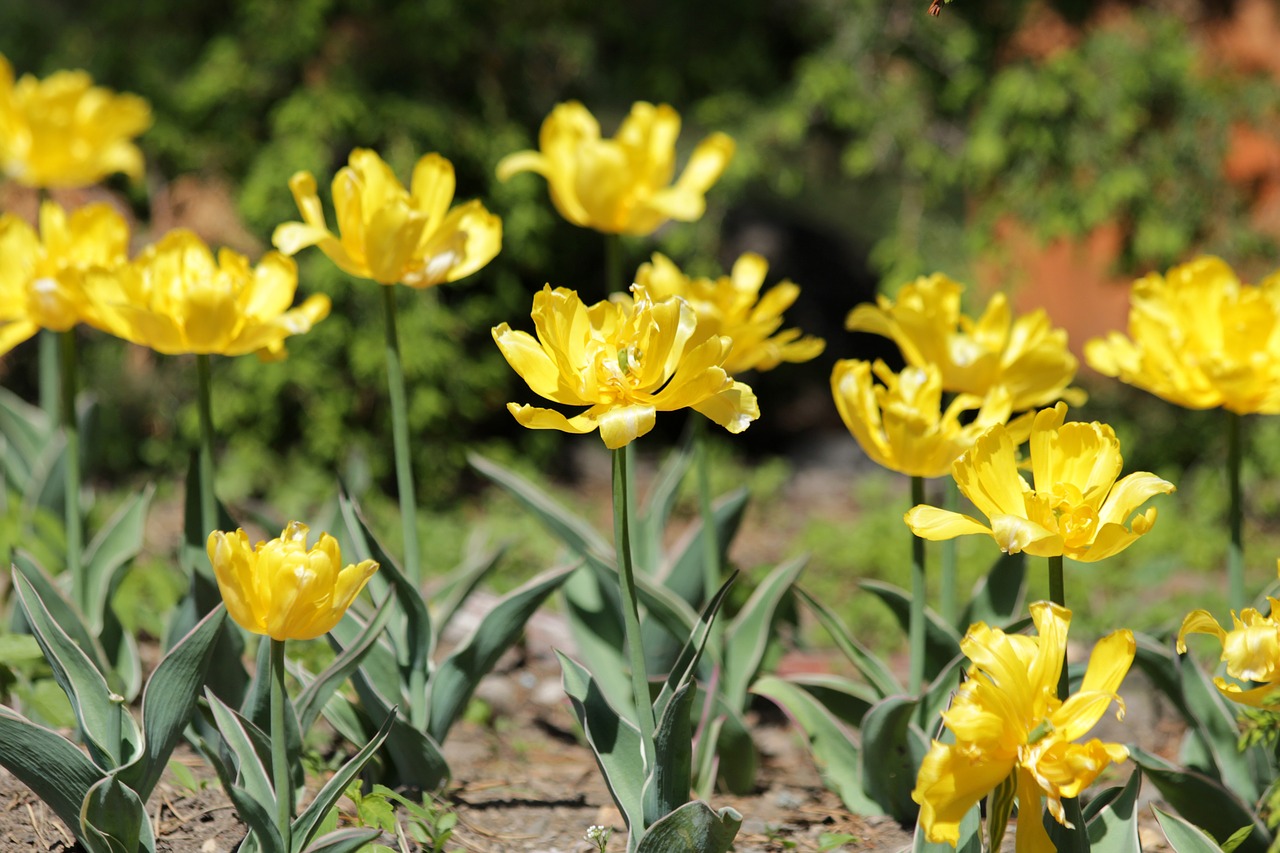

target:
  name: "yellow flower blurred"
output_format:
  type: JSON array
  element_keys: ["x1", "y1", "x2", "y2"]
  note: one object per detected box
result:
[
  {"x1": 208, "y1": 521, "x2": 378, "y2": 641},
  {"x1": 493, "y1": 284, "x2": 758, "y2": 449},
  {"x1": 496, "y1": 101, "x2": 734, "y2": 236},
  {"x1": 273, "y1": 148, "x2": 501, "y2": 288},
  {"x1": 905, "y1": 403, "x2": 1174, "y2": 561},
  {"x1": 0, "y1": 54, "x2": 151, "y2": 188},
  {"x1": 0, "y1": 200, "x2": 130, "y2": 355},
  {"x1": 633, "y1": 252, "x2": 824, "y2": 375},
  {"x1": 831, "y1": 359, "x2": 1029, "y2": 479},
  {"x1": 914, "y1": 601, "x2": 1133, "y2": 852},
  {"x1": 86, "y1": 229, "x2": 330, "y2": 360},
  {"x1": 1086, "y1": 256, "x2": 1280, "y2": 414},
  {"x1": 846, "y1": 273, "x2": 1084, "y2": 412},
  {"x1": 1177, "y1": 564, "x2": 1280, "y2": 708}
]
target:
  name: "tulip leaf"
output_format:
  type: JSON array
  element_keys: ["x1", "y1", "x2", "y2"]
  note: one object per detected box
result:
[
  {"x1": 1129, "y1": 746, "x2": 1270, "y2": 853},
  {"x1": 241, "y1": 640, "x2": 303, "y2": 794},
  {"x1": 20, "y1": 426, "x2": 65, "y2": 517},
  {"x1": 634, "y1": 799, "x2": 741, "y2": 853},
  {"x1": 118, "y1": 605, "x2": 226, "y2": 801},
  {"x1": 12, "y1": 570, "x2": 139, "y2": 770},
  {"x1": 643, "y1": 680, "x2": 696, "y2": 828},
  {"x1": 348, "y1": 667, "x2": 449, "y2": 790},
  {"x1": 653, "y1": 572, "x2": 736, "y2": 725},
  {"x1": 0, "y1": 386, "x2": 49, "y2": 472},
  {"x1": 692, "y1": 713, "x2": 725, "y2": 801},
  {"x1": 429, "y1": 563, "x2": 575, "y2": 743},
  {"x1": 205, "y1": 689, "x2": 276, "y2": 819},
  {"x1": 710, "y1": 699, "x2": 756, "y2": 797},
  {"x1": 912, "y1": 801, "x2": 981, "y2": 852},
  {"x1": 1177, "y1": 651, "x2": 1268, "y2": 800},
  {"x1": 292, "y1": 708, "x2": 397, "y2": 853},
  {"x1": 330, "y1": 610, "x2": 401, "y2": 712},
  {"x1": 300, "y1": 828, "x2": 385, "y2": 853},
  {"x1": 432, "y1": 539, "x2": 508, "y2": 639},
  {"x1": 781, "y1": 673, "x2": 878, "y2": 729},
  {"x1": 722, "y1": 555, "x2": 806, "y2": 712},
  {"x1": 562, "y1": 563, "x2": 632, "y2": 712},
  {"x1": 1084, "y1": 771, "x2": 1143, "y2": 853},
  {"x1": 1152, "y1": 805, "x2": 1237, "y2": 853},
  {"x1": 795, "y1": 586, "x2": 901, "y2": 698},
  {"x1": 958, "y1": 550, "x2": 1026, "y2": 631},
  {"x1": 558, "y1": 650, "x2": 647, "y2": 834},
  {"x1": 81, "y1": 775, "x2": 155, "y2": 853},
  {"x1": 751, "y1": 674, "x2": 884, "y2": 816},
  {"x1": 298, "y1": 591, "x2": 397, "y2": 733},
  {"x1": 0, "y1": 706, "x2": 101, "y2": 839},
  {"x1": 11, "y1": 552, "x2": 112, "y2": 676},
  {"x1": 860, "y1": 696, "x2": 927, "y2": 822},
  {"x1": 81, "y1": 484, "x2": 153, "y2": 634},
  {"x1": 861, "y1": 579, "x2": 963, "y2": 680},
  {"x1": 632, "y1": 440, "x2": 692, "y2": 576},
  {"x1": 918, "y1": 654, "x2": 966, "y2": 733}
]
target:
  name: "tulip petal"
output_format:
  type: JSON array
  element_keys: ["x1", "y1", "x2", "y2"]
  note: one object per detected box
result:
[{"x1": 904, "y1": 505, "x2": 993, "y2": 541}]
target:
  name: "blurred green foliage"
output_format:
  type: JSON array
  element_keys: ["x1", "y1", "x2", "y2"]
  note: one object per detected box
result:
[{"x1": 1, "y1": 0, "x2": 1276, "y2": 518}]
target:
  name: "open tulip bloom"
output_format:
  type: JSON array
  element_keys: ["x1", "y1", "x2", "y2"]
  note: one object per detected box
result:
[
  {"x1": 1178, "y1": 562, "x2": 1280, "y2": 708},
  {"x1": 913, "y1": 601, "x2": 1134, "y2": 852},
  {"x1": 493, "y1": 284, "x2": 759, "y2": 449},
  {"x1": 846, "y1": 273, "x2": 1084, "y2": 412},
  {"x1": 906, "y1": 403, "x2": 1174, "y2": 563},
  {"x1": 0, "y1": 53, "x2": 151, "y2": 189},
  {"x1": 496, "y1": 100, "x2": 735, "y2": 237}
]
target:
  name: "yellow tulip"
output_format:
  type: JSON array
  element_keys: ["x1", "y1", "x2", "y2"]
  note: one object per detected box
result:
[
  {"x1": 493, "y1": 284, "x2": 758, "y2": 449},
  {"x1": 914, "y1": 601, "x2": 1133, "y2": 852},
  {"x1": 1086, "y1": 256, "x2": 1280, "y2": 414},
  {"x1": 634, "y1": 252, "x2": 824, "y2": 375},
  {"x1": 496, "y1": 101, "x2": 734, "y2": 236},
  {"x1": 905, "y1": 403, "x2": 1174, "y2": 561},
  {"x1": 0, "y1": 54, "x2": 150, "y2": 188},
  {"x1": 1177, "y1": 563, "x2": 1280, "y2": 708},
  {"x1": 85, "y1": 229, "x2": 330, "y2": 360},
  {"x1": 208, "y1": 522, "x2": 378, "y2": 641},
  {"x1": 0, "y1": 201, "x2": 130, "y2": 355},
  {"x1": 273, "y1": 148, "x2": 501, "y2": 288},
  {"x1": 846, "y1": 273, "x2": 1084, "y2": 412}
]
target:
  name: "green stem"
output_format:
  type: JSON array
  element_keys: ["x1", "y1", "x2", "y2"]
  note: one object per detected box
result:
[
  {"x1": 39, "y1": 329, "x2": 59, "y2": 418},
  {"x1": 381, "y1": 284, "x2": 421, "y2": 584},
  {"x1": 60, "y1": 331, "x2": 84, "y2": 608},
  {"x1": 605, "y1": 233, "x2": 623, "y2": 296},
  {"x1": 270, "y1": 638, "x2": 293, "y2": 849},
  {"x1": 909, "y1": 476, "x2": 926, "y2": 696},
  {"x1": 1048, "y1": 555, "x2": 1068, "y2": 699},
  {"x1": 693, "y1": 418, "x2": 721, "y2": 620},
  {"x1": 195, "y1": 354, "x2": 217, "y2": 542},
  {"x1": 613, "y1": 447, "x2": 657, "y2": 772},
  {"x1": 1227, "y1": 410, "x2": 1245, "y2": 608},
  {"x1": 940, "y1": 477, "x2": 957, "y2": 626}
]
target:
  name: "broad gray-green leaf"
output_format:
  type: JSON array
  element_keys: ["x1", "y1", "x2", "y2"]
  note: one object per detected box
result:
[
  {"x1": 859, "y1": 696, "x2": 927, "y2": 822},
  {"x1": 642, "y1": 681, "x2": 696, "y2": 828},
  {"x1": 0, "y1": 706, "x2": 101, "y2": 839},
  {"x1": 783, "y1": 674, "x2": 877, "y2": 728},
  {"x1": 346, "y1": 662, "x2": 449, "y2": 790},
  {"x1": 1152, "y1": 805, "x2": 1237, "y2": 853},
  {"x1": 1130, "y1": 746, "x2": 1269, "y2": 853},
  {"x1": 710, "y1": 700, "x2": 756, "y2": 796},
  {"x1": 796, "y1": 586, "x2": 900, "y2": 698},
  {"x1": 721, "y1": 555, "x2": 806, "y2": 710},
  {"x1": 1085, "y1": 771, "x2": 1143, "y2": 853},
  {"x1": 298, "y1": 592, "x2": 396, "y2": 733},
  {"x1": 634, "y1": 799, "x2": 741, "y2": 853},
  {"x1": 205, "y1": 690, "x2": 276, "y2": 818},
  {"x1": 632, "y1": 441, "x2": 692, "y2": 577},
  {"x1": 958, "y1": 551, "x2": 1026, "y2": 631},
  {"x1": 562, "y1": 563, "x2": 631, "y2": 711},
  {"x1": 1177, "y1": 651, "x2": 1268, "y2": 800},
  {"x1": 11, "y1": 552, "x2": 111, "y2": 675},
  {"x1": 918, "y1": 654, "x2": 966, "y2": 734},
  {"x1": 80, "y1": 775, "x2": 155, "y2": 853},
  {"x1": 861, "y1": 580, "x2": 962, "y2": 681},
  {"x1": 653, "y1": 572, "x2": 737, "y2": 724},
  {"x1": 82, "y1": 485, "x2": 153, "y2": 634},
  {"x1": 301, "y1": 828, "x2": 385, "y2": 853}
]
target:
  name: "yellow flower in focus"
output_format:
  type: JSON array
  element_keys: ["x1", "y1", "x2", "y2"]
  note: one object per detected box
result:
[
  {"x1": 846, "y1": 273, "x2": 1084, "y2": 412},
  {"x1": 493, "y1": 284, "x2": 759, "y2": 449},
  {"x1": 86, "y1": 229, "x2": 330, "y2": 360},
  {"x1": 273, "y1": 148, "x2": 501, "y2": 288},
  {"x1": 905, "y1": 403, "x2": 1174, "y2": 561},
  {"x1": 832, "y1": 359, "x2": 1030, "y2": 479},
  {"x1": 914, "y1": 601, "x2": 1133, "y2": 852},
  {"x1": 0, "y1": 200, "x2": 130, "y2": 355},
  {"x1": 0, "y1": 54, "x2": 151, "y2": 188},
  {"x1": 1086, "y1": 256, "x2": 1280, "y2": 414},
  {"x1": 1178, "y1": 569, "x2": 1280, "y2": 708},
  {"x1": 496, "y1": 101, "x2": 735, "y2": 236},
  {"x1": 634, "y1": 252, "x2": 824, "y2": 374},
  {"x1": 208, "y1": 522, "x2": 378, "y2": 641}
]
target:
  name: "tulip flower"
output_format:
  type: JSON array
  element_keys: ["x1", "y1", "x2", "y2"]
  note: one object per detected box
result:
[
  {"x1": 86, "y1": 228, "x2": 330, "y2": 360},
  {"x1": 208, "y1": 521, "x2": 378, "y2": 642},
  {"x1": 496, "y1": 101, "x2": 735, "y2": 236},
  {"x1": 272, "y1": 148, "x2": 501, "y2": 288},
  {"x1": 634, "y1": 252, "x2": 825, "y2": 375},
  {"x1": 846, "y1": 273, "x2": 1084, "y2": 412},
  {"x1": 1177, "y1": 563, "x2": 1280, "y2": 708},
  {"x1": 0, "y1": 54, "x2": 151, "y2": 188},
  {"x1": 905, "y1": 403, "x2": 1174, "y2": 562},
  {"x1": 913, "y1": 601, "x2": 1134, "y2": 852},
  {"x1": 0, "y1": 200, "x2": 130, "y2": 356},
  {"x1": 494, "y1": 284, "x2": 758, "y2": 449}
]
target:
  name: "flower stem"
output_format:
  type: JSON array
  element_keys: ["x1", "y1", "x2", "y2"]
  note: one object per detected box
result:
[
  {"x1": 909, "y1": 476, "x2": 927, "y2": 696},
  {"x1": 195, "y1": 354, "x2": 217, "y2": 544},
  {"x1": 269, "y1": 638, "x2": 293, "y2": 849},
  {"x1": 60, "y1": 330, "x2": 84, "y2": 609},
  {"x1": 1227, "y1": 410, "x2": 1245, "y2": 608},
  {"x1": 381, "y1": 284, "x2": 421, "y2": 584},
  {"x1": 613, "y1": 447, "x2": 656, "y2": 772},
  {"x1": 693, "y1": 417, "x2": 722, "y2": 629},
  {"x1": 39, "y1": 329, "x2": 60, "y2": 418},
  {"x1": 1048, "y1": 555, "x2": 1068, "y2": 699}
]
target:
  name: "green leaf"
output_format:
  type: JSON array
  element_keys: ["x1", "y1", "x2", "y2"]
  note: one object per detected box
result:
[
  {"x1": 1130, "y1": 746, "x2": 1270, "y2": 853},
  {"x1": 721, "y1": 555, "x2": 806, "y2": 712},
  {"x1": 292, "y1": 709, "x2": 397, "y2": 853},
  {"x1": 634, "y1": 799, "x2": 741, "y2": 853},
  {"x1": 1086, "y1": 771, "x2": 1143, "y2": 853},
  {"x1": 11, "y1": 552, "x2": 112, "y2": 677},
  {"x1": 796, "y1": 586, "x2": 900, "y2": 698},
  {"x1": 82, "y1": 484, "x2": 153, "y2": 635},
  {"x1": 751, "y1": 674, "x2": 884, "y2": 816},
  {"x1": 1152, "y1": 805, "x2": 1235, "y2": 853},
  {"x1": 1176, "y1": 651, "x2": 1268, "y2": 801},
  {"x1": 958, "y1": 551, "x2": 1025, "y2": 631},
  {"x1": 653, "y1": 572, "x2": 737, "y2": 724},
  {"x1": 0, "y1": 706, "x2": 101, "y2": 840},
  {"x1": 301, "y1": 828, "x2": 385, "y2": 853},
  {"x1": 297, "y1": 591, "x2": 396, "y2": 733},
  {"x1": 432, "y1": 539, "x2": 508, "y2": 640},
  {"x1": 347, "y1": 665, "x2": 450, "y2": 790},
  {"x1": 917, "y1": 654, "x2": 966, "y2": 733},
  {"x1": 429, "y1": 564, "x2": 574, "y2": 743},
  {"x1": 782, "y1": 673, "x2": 877, "y2": 728},
  {"x1": 557, "y1": 651, "x2": 647, "y2": 834},
  {"x1": 561, "y1": 563, "x2": 631, "y2": 712},
  {"x1": 80, "y1": 775, "x2": 155, "y2": 853},
  {"x1": 205, "y1": 689, "x2": 276, "y2": 820},
  {"x1": 709, "y1": 700, "x2": 756, "y2": 797},
  {"x1": 12, "y1": 570, "x2": 138, "y2": 770},
  {"x1": 632, "y1": 441, "x2": 692, "y2": 577},
  {"x1": 861, "y1": 580, "x2": 962, "y2": 681},
  {"x1": 642, "y1": 681, "x2": 696, "y2": 828},
  {"x1": 118, "y1": 606, "x2": 226, "y2": 800},
  {"x1": 859, "y1": 696, "x2": 927, "y2": 823}
]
